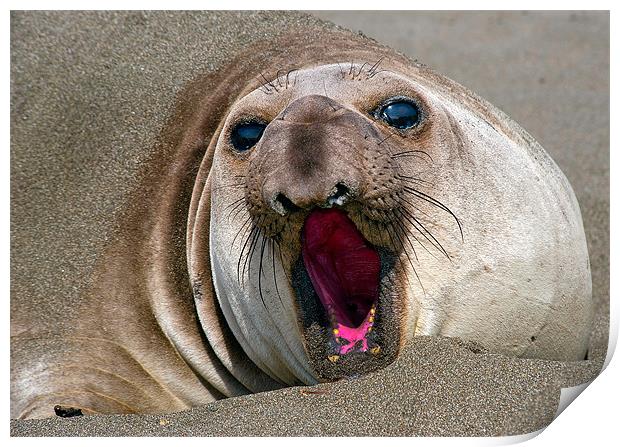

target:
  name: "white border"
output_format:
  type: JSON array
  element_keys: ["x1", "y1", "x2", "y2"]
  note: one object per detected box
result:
[{"x1": 0, "y1": 1, "x2": 618, "y2": 10}]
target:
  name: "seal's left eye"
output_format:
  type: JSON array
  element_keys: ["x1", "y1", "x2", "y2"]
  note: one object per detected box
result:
[
  {"x1": 231, "y1": 121, "x2": 267, "y2": 151},
  {"x1": 377, "y1": 100, "x2": 420, "y2": 129}
]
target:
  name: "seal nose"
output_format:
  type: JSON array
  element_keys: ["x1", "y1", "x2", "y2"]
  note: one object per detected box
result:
[
  {"x1": 271, "y1": 182, "x2": 351, "y2": 215},
  {"x1": 260, "y1": 94, "x2": 361, "y2": 216},
  {"x1": 326, "y1": 183, "x2": 350, "y2": 207}
]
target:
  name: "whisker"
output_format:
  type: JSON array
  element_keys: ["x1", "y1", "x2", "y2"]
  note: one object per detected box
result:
[
  {"x1": 274, "y1": 69, "x2": 287, "y2": 89},
  {"x1": 382, "y1": 221, "x2": 410, "y2": 286},
  {"x1": 270, "y1": 239, "x2": 284, "y2": 307},
  {"x1": 228, "y1": 198, "x2": 251, "y2": 222},
  {"x1": 224, "y1": 196, "x2": 245, "y2": 208},
  {"x1": 387, "y1": 222, "x2": 426, "y2": 293},
  {"x1": 336, "y1": 63, "x2": 346, "y2": 79},
  {"x1": 237, "y1": 225, "x2": 255, "y2": 285},
  {"x1": 388, "y1": 221, "x2": 425, "y2": 293},
  {"x1": 391, "y1": 219, "x2": 418, "y2": 262},
  {"x1": 223, "y1": 196, "x2": 245, "y2": 213},
  {"x1": 396, "y1": 192, "x2": 434, "y2": 220},
  {"x1": 258, "y1": 76, "x2": 274, "y2": 95},
  {"x1": 285, "y1": 69, "x2": 297, "y2": 89},
  {"x1": 238, "y1": 221, "x2": 262, "y2": 286},
  {"x1": 391, "y1": 150, "x2": 433, "y2": 163},
  {"x1": 210, "y1": 182, "x2": 245, "y2": 192},
  {"x1": 231, "y1": 214, "x2": 253, "y2": 249},
  {"x1": 367, "y1": 69, "x2": 389, "y2": 79},
  {"x1": 354, "y1": 62, "x2": 369, "y2": 79},
  {"x1": 377, "y1": 133, "x2": 396, "y2": 146},
  {"x1": 322, "y1": 80, "x2": 337, "y2": 111},
  {"x1": 275, "y1": 239, "x2": 291, "y2": 283},
  {"x1": 401, "y1": 186, "x2": 463, "y2": 240},
  {"x1": 258, "y1": 236, "x2": 268, "y2": 309},
  {"x1": 400, "y1": 205, "x2": 450, "y2": 259},
  {"x1": 259, "y1": 72, "x2": 279, "y2": 94},
  {"x1": 243, "y1": 224, "x2": 263, "y2": 286},
  {"x1": 397, "y1": 174, "x2": 434, "y2": 187},
  {"x1": 390, "y1": 209, "x2": 437, "y2": 259},
  {"x1": 367, "y1": 56, "x2": 385, "y2": 78},
  {"x1": 395, "y1": 207, "x2": 445, "y2": 260}
]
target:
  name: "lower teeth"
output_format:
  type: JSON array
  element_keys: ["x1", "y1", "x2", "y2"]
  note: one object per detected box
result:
[{"x1": 328, "y1": 304, "x2": 377, "y2": 355}]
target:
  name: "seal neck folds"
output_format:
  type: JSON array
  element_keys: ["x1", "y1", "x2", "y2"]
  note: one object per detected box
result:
[{"x1": 301, "y1": 209, "x2": 380, "y2": 355}]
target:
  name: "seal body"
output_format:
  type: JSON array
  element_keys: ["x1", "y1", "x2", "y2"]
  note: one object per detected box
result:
[{"x1": 11, "y1": 18, "x2": 592, "y2": 419}]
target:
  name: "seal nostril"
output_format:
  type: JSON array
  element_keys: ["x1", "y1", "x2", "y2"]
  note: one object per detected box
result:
[
  {"x1": 274, "y1": 193, "x2": 301, "y2": 215},
  {"x1": 327, "y1": 183, "x2": 350, "y2": 207}
]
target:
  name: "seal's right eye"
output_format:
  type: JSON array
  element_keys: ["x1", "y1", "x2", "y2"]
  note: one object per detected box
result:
[{"x1": 230, "y1": 121, "x2": 266, "y2": 152}]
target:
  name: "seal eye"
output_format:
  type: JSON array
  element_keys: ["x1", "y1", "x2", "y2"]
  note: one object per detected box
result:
[
  {"x1": 230, "y1": 121, "x2": 267, "y2": 151},
  {"x1": 377, "y1": 100, "x2": 420, "y2": 129}
]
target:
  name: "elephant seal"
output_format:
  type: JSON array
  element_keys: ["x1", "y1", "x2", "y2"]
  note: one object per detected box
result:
[{"x1": 11, "y1": 20, "x2": 592, "y2": 418}]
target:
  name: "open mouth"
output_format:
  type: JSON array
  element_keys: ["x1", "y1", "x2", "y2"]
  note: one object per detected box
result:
[{"x1": 301, "y1": 208, "x2": 381, "y2": 355}]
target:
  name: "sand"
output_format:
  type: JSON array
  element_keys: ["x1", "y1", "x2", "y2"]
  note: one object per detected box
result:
[
  {"x1": 10, "y1": 11, "x2": 609, "y2": 436},
  {"x1": 10, "y1": 337, "x2": 604, "y2": 436}
]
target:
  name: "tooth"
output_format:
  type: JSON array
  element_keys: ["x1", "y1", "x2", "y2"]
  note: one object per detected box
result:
[
  {"x1": 332, "y1": 328, "x2": 339, "y2": 335},
  {"x1": 328, "y1": 355, "x2": 339, "y2": 363}
]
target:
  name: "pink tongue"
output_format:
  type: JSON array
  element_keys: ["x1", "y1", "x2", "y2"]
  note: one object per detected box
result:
[{"x1": 301, "y1": 209, "x2": 380, "y2": 352}]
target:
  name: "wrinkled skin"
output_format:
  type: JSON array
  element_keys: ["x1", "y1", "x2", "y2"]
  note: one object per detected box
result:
[{"x1": 11, "y1": 30, "x2": 592, "y2": 419}]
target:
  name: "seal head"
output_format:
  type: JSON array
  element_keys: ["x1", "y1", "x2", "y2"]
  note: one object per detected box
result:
[{"x1": 193, "y1": 61, "x2": 592, "y2": 385}]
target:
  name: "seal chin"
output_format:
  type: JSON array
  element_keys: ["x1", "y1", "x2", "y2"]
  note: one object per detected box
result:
[{"x1": 293, "y1": 207, "x2": 402, "y2": 380}]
